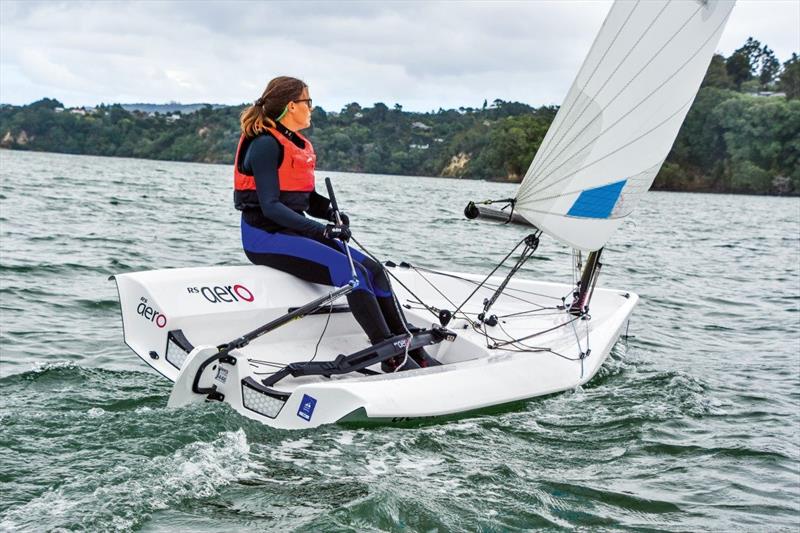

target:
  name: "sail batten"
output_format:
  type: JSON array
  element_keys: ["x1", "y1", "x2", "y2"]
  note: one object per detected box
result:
[
  {"x1": 526, "y1": 1, "x2": 672, "y2": 185},
  {"x1": 524, "y1": 1, "x2": 702, "y2": 195},
  {"x1": 526, "y1": 1, "x2": 643, "y2": 182},
  {"x1": 521, "y1": 3, "x2": 724, "y2": 202},
  {"x1": 515, "y1": 0, "x2": 735, "y2": 251},
  {"x1": 519, "y1": 96, "x2": 695, "y2": 204}
]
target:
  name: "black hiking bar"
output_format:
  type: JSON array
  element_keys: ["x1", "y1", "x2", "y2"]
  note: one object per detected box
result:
[{"x1": 260, "y1": 327, "x2": 456, "y2": 388}]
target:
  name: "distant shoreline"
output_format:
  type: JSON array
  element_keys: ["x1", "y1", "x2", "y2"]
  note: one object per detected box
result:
[
  {"x1": 3, "y1": 147, "x2": 797, "y2": 198},
  {"x1": 2, "y1": 50, "x2": 799, "y2": 198}
]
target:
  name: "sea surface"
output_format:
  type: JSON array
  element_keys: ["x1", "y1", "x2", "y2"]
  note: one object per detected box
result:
[{"x1": 1, "y1": 149, "x2": 798, "y2": 532}]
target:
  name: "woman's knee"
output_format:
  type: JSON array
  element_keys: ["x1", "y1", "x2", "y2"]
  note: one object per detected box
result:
[
  {"x1": 352, "y1": 263, "x2": 376, "y2": 293},
  {"x1": 358, "y1": 258, "x2": 391, "y2": 297}
]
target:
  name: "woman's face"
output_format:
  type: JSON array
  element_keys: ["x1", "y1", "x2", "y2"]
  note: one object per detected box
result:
[{"x1": 284, "y1": 87, "x2": 312, "y2": 131}]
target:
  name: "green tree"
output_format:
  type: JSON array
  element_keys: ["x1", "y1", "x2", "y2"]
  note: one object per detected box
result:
[
  {"x1": 758, "y1": 46, "x2": 781, "y2": 90},
  {"x1": 702, "y1": 54, "x2": 733, "y2": 89},
  {"x1": 28, "y1": 98, "x2": 63, "y2": 110},
  {"x1": 779, "y1": 53, "x2": 800, "y2": 99},
  {"x1": 726, "y1": 37, "x2": 762, "y2": 89},
  {"x1": 726, "y1": 51, "x2": 753, "y2": 89}
]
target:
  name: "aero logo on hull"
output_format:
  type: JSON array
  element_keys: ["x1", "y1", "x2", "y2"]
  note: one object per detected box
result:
[
  {"x1": 137, "y1": 297, "x2": 167, "y2": 328},
  {"x1": 187, "y1": 284, "x2": 255, "y2": 304}
]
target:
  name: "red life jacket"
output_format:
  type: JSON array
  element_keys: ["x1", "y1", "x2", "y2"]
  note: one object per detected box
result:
[{"x1": 233, "y1": 127, "x2": 316, "y2": 210}]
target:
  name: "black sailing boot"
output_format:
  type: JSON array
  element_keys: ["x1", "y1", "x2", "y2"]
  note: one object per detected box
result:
[
  {"x1": 346, "y1": 291, "x2": 418, "y2": 372},
  {"x1": 377, "y1": 296, "x2": 441, "y2": 368}
]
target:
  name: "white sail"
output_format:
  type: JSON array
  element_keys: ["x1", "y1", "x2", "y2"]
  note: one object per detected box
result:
[{"x1": 515, "y1": 0, "x2": 735, "y2": 251}]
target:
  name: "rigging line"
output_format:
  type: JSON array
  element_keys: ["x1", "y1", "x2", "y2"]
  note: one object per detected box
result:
[
  {"x1": 517, "y1": 5, "x2": 728, "y2": 203},
  {"x1": 410, "y1": 265, "x2": 461, "y2": 313},
  {"x1": 352, "y1": 234, "x2": 557, "y2": 331},
  {"x1": 525, "y1": 0, "x2": 649, "y2": 183},
  {"x1": 491, "y1": 313, "x2": 582, "y2": 348},
  {"x1": 495, "y1": 309, "x2": 568, "y2": 319},
  {"x1": 572, "y1": 312, "x2": 593, "y2": 379},
  {"x1": 411, "y1": 265, "x2": 563, "y2": 302},
  {"x1": 404, "y1": 301, "x2": 482, "y2": 319},
  {"x1": 584, "y1": 314, "x2": 591, "y2": 357},
  {"x1": 490, "y1": 322, "x2": 581, "y2": 362},
  {"x1": 495, "y1": 336, "x2": 570, "y2": 357},
  {"x1": 561, "y1": 286, "x2": 576, "y2": 303},
  {"x1": 391, "y1": 272, "x2": 441, "y2": 318},
  {"x1": 479, "y1": 236, "x2": 541, "y2": 318},
  {"x1": 350, "y1": 236, "x2": 440, "y2": 318},
  {"x1": 402, "y1": 301, "x2": 447, "y2": 313},
  {"x1": 494, "y1": 321, "x2": 584, "y2": 361},
  {"x1": 573, "y1": 249, "x2": 582, "y2": 289},
  {"x1": 492, "y1": 319, "x2": 532, "y2": 348},
  {"x1": 449, "y1": 236, "x2": 530, "y2": 321},
  {"x1": 351, "y1": 237, "x2": 439, "y2": 319},
  {"x1": 492, "y1": 320, "x2": 532, "y2": 344},
  {"x1": 474, "y1": 311, "x2": 575, "y2": 352},
  {"x1": 572, "y1": 316, "x2": 586, "y2": 379},
  {"x1": 309, "y1": 297, "x2": 334, "y2": 362},
  {"x1": 521, "y1": 1, "x2": 701, "y2": 197},
  {"x1": 491, "y1": 339, "x2": 582, "y2": 360},
  {"x1": 570, "y1": 314, "x2": 586, "y2": 357},
  {"x1": 495, "y1": 320, "x2": 555, "y2": 352}
]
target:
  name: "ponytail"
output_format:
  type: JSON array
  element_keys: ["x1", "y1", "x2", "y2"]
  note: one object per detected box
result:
[{"x1": 240, "y1": 76, "x2": 307, "y2": 138}]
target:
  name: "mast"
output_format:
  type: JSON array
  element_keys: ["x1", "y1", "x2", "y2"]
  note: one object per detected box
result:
[{"x1": 569, "y1": 248, "x2": 603, "y2": 316}]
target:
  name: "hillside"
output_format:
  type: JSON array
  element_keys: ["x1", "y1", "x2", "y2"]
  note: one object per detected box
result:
[{"x1": 1, "y1": 39, "x2": 798, "y2": 195}]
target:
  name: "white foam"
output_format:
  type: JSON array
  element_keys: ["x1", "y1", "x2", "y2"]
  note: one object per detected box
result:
[
  {"x1": 31, "y1": 360, "x2": 78, "y2": 373},
  {"x1": 0, "y1": 430, "x2": 252, "y2": 532}
]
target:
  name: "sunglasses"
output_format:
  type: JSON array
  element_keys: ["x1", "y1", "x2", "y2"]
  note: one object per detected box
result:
[{"x1": 294, "y1": 98, "x2": 313, "y2": 108}]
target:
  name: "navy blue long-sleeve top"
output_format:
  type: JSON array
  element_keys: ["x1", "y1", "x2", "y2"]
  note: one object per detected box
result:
[{"x1": 241, "y1": 134, "x2": 330, "y2": 236}]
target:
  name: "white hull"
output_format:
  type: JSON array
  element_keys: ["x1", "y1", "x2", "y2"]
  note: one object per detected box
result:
[{"x1": 113, "y1": 265, "x2": 637, "y2": 429}]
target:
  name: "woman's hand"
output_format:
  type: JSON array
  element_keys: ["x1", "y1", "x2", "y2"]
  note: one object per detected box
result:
[
  {"x1": 323, "y1": 224, "x2": 351, "y2": 242},
  {"x1": 327, "y1": 209, "x2": 350, "y2": 227}
]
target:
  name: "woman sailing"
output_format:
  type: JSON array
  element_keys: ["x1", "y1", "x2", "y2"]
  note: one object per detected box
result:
[{"x1": 234, "y1": 76, "x2": 438, "y2": 371}]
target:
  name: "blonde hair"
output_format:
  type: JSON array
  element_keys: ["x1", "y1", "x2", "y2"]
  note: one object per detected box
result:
[{"x1": 240, "y1": 76, "x2": 308, "y2": 138}]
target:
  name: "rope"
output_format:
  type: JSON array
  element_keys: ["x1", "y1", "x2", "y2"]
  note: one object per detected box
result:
[
  {"x1": 247, "y1": 290, "x2": 337, "y2": 375},
  {"x1": 350, "y1": 236, "x2": 439, "y2": 319},
  {"x1": 449, "y1": 235, "x2": 531, "y2": 321},
  {"x1": 411, "y1": 265, "x2": 562, "y2": 303},
  {"x1": 350, "y1": 234, "x2": 592, "y2": 363}
]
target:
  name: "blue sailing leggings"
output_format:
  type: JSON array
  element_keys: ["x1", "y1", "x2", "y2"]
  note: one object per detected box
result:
[
  {"x1": 242, "y1": 219, "x2": 404, "y2": 343},
  {"x1": 241, "y1": 219, "x2": 391, "y2": 297}
]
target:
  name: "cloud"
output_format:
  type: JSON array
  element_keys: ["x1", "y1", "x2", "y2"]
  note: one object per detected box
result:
[{"x1": 1, "y1": 0, "x2": 797, "y2": 111}]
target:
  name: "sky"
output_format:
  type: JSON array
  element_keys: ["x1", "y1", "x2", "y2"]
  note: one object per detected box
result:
[{"x1": 1, "y1": 0, "x2": 798, "y2": 112}]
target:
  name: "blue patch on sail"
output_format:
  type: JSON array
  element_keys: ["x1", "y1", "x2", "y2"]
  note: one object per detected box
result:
[{"x1": 567, "y1": 180, "x2": 627, "y2": 219}]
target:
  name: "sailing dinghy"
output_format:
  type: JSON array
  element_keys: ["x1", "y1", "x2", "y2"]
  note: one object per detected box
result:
[{"x1": 112, "y1": 0, "x2": 735, "y2": 429}]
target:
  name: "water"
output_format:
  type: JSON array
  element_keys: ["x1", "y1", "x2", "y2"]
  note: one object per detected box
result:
[{"x1": 1, "y1": 149, "x2": 798, "y2": 532}]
